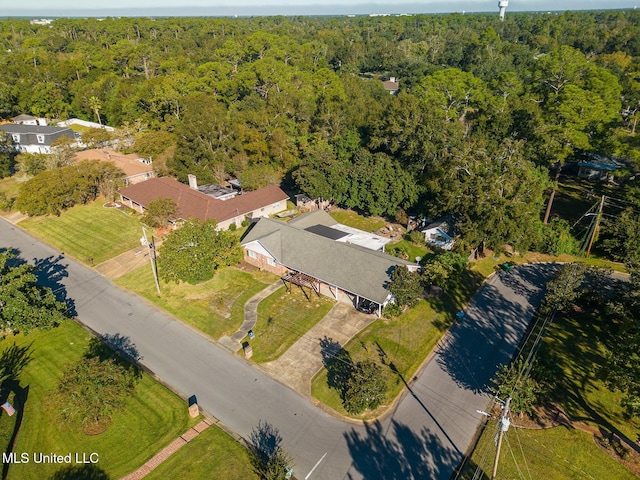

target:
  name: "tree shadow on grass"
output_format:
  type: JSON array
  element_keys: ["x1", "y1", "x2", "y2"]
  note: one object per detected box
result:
[
  {"x1": 85, "y1": 336, "x2": 142, "y2": 379},
  {"x1": 344, "y1": 419, "x2": 461, "y2": 480},
  {"x1": 1, "y1": 385, "x2": 29, "y2": 480},
  {"x1": 319, "y1": 336, "x2": 353, "y2": 402},
  {"x1": 48, "y1": 464, "x2": 110, "y2": 480},
  {"x1": 0, "y1": 343, "x2": 33, "y2": 480}
]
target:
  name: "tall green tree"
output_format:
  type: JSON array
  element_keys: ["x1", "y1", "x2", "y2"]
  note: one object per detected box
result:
[
  {"x1": 158, "y1": 219, "x2": 242, "y2": 284},
  {"x1": 0, "y1": 250, "x2": 68, "y2": 335},
  {"x1": 388, "y1": 266, "x2": 423, "y2": 309},
  {"x1": 426, "y1": 139, "x2": 550, "y2": 251}
]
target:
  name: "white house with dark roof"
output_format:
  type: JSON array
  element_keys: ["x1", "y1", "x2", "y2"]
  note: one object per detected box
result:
[
  {"x1": 422, "y1": 216, "x2": 456, "y2": 250},
  {"x1": 241, "y1": 213, "x2": 414, "y2": 315},
  {"x1": 0, "y1": 124, "x2": 78, "y2": 154}
]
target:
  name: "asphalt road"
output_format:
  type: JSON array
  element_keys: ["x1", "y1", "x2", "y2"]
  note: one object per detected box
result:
[{"x1": 0, "y1": 218, "x2": 556, "y2": 480}]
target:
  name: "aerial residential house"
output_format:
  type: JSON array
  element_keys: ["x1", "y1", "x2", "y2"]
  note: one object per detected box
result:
[
  {"x1": 75, "y1": 149, "x2": 155, "y2": 185},
  {"x1": 0, "y1": 124, "x2": 78, "y2": 154},
  {"x1": 382, "y1": 76, "x2": 400, "y2": 95},
  {"x1": 422, "y1": 216, "x2": 456, "y2": 251},
  {"x1": 575, "y1": 153, "x2": 626, "y2": 182},
  {"x1": 118, "y1": 176, "x2": 289, "y2": 230},
  {"x1": 11, "y1": 114, "x2": 46, "y2": 126},
  {"x1": 241, "y1": 214, "x2": 415, "y2": 316}
]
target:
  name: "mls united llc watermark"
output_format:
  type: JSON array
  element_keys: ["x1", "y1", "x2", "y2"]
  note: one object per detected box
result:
[{"x1": 2, "y1": 452, "x2": 99, "y2": 464}]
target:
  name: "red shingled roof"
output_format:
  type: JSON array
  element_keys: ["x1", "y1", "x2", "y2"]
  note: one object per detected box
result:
[{"x1": 119, "y1": 177, "x2": 288, "y2": 223}]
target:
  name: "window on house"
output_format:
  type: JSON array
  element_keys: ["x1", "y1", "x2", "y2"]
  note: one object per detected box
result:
[
  {"x1": 267, "y1": 258, "x2": 276, "y2": 266},
  {"x1": 36, "y1": 134, "x2": 45, "y2": 144},
  {"x1": 247, "y1": 250, "x2": 257, "y2": 259}
]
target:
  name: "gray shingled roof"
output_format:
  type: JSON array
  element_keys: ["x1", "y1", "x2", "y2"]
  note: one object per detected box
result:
[
  {"x1": 287, "y1": 209, "x2": 337, "y2": 229},
  {"x1": 0, "y1": 124, "x2": 76, "y2": 146},
  {"x1": 241, "y1": 218, "x2": 412, "y2": 304}
]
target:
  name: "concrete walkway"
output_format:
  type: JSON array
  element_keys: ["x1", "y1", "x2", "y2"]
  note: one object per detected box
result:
[
  {"x1": 218, "y1": 280, "x2": 283, "y2": 352},
  {"x1": 94, "y1": 246, "x2": 153, "y2": 279},
  {"x1": 120, "y1": 418, "x2": 212, "y2": 480},
  {"x1": 260, "y1": 302, "x2": 377, "y2": 397}
]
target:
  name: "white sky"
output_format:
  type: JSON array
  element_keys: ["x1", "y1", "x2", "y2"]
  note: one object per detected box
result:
[{"x1": 1, "y1": 0, "x2": 637, "y2": 15}]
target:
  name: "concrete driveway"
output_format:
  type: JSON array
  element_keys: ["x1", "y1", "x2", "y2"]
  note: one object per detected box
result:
[{"x1": 261, "y1": 302, "x2": 377, "y2": 396}]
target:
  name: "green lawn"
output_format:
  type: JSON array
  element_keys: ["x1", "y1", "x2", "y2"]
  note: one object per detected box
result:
[
  {"x1": 386, "y1": 239, "x2": 432, "y2": 262},
  {"x1": 329, "y1": 209, "x2": 386, "y2": 232},
  {"x1": 462, "y1": 309, "x2": 640, "y2": 479},
  {"x1": 19, "y1": 200, "x2": 142, "y2": 264},
  {"x1": 250, "y1": 286, "x2": 336, "y2": 363},
  {"x1": 115, "y1": 265, "x2": 278, "y2": 339},
  {"x1": 145, "y1": 425, "x2": 258, "y2": 480},
  {"x1": 0, "y1": 321, "x2": 195, "y2": 480},
  {"x1": 0, "y1": 173, "x2": 26, "y2": 200},
  {"x1": 311, "y1": 266, "x2": 485, "y2": 419},
  {"x1": 461, "y1": 423, "x2": 636, "y2": 479}
]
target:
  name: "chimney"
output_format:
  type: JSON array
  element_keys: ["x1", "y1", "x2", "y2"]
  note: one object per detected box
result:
[
  {"x1": 389, "y1": 76, "x2": 396, "y2": 83},
  {"x1": 187, "y1": 174, "x2": 198, "y2": 190}
]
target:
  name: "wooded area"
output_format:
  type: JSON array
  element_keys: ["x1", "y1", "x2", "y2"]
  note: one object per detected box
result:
[{"x1": 0, "y1": 10, "x2": 639, "y2": 253}]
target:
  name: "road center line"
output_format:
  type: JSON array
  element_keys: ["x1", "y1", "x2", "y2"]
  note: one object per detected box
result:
[{"x1": 305, "y1": 452, "x2": 327, "y2": 479}]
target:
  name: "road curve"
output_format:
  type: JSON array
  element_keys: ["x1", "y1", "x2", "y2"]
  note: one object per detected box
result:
[{"x1": 0, "y1": 218, "x2": 555, "y2": 480}]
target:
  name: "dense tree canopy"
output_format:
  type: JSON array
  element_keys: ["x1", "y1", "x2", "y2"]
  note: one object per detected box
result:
[
  {"x1": 1, "y1": 10, "x2": 640, "y2": 249},
  {"x1": 15, "y1": 161, "x2": 124, "y2": 216},
  {"x1": 158, "y1": 219, "x2": 243, "y2": 284}
]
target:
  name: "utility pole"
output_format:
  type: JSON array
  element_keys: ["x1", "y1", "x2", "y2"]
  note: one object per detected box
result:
[
  {"x1": 141, "y1": 227, "x2": 161, "y2": 294},
  {"x1": 491, "y1": 397, "x2": 511, "y2": 480},
  {"x1": 585, "y1": 195, "x2": 605, "y2": 259}
]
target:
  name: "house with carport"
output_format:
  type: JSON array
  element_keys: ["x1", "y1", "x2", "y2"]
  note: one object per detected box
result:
[
  {"x1": 118, "y1": 176, "x2": 288, "y2": 230},
  {"x1": 241, "y1": 212, "x2": 415, "y2": 316}
]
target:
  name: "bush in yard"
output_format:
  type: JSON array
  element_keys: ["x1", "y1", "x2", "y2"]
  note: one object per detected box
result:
[
  {"x1": 249, "y1": 421, "x2": 294, "y2": 480},
  {"x1": 52, "y1": 342, "x2": 140, "y2": 433},
  {"x1": 343, "y1": 359, "x2": 387, "y2": 414}
]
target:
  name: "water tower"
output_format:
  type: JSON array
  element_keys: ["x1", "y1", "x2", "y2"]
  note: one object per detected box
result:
[{"x1": 498, "y1": 0, "x2": 508, "y2": 21}]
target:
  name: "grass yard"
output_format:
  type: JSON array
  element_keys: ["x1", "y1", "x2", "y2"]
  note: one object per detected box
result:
[
  {"x1": 250, "y1": 286, "x2": 336, "y2": 363},
  {"x1": 19, "y1": 200, "x2": 142, "y2": 264},
  {"x1": 461, "y1": 309, "x2": 640, "y2": 479},
  {"x1": 386, "y1": 239, "x2": 432, "y2": 262},
  {"x1": 0, "y1": 173, "x2": 26, "y2": 200},
  {"x1": 461, "y1": 423, "x2": 636, "y2": 479},
  {"x1": 145, "y1": 424, "x2": 258, "y2": 480},
  {"x1": 0, "y1": 321, "x2": 195, "y2": 480},
  {"x1": 311, "y1": 267, "x2": 485, "y2": 419},
  {"x1": 329, "y1": 209, "x2": 386, "y2": 232},
  {"x1": 115, "y1": 265, "x2": 278, "y2": 339}
]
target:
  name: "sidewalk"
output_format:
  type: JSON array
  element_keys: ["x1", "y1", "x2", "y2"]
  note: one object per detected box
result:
[
  {"x1": 218, "y1": 280, "x2": 283, "y2": 352},
  {"x1": 120, "y1": 418, "x2": 213, "y2": 480}
]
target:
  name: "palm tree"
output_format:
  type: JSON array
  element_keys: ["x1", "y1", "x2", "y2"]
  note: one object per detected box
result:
[{"x1": 88, "y1": 96, "x2": 103, "y2": 126}]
